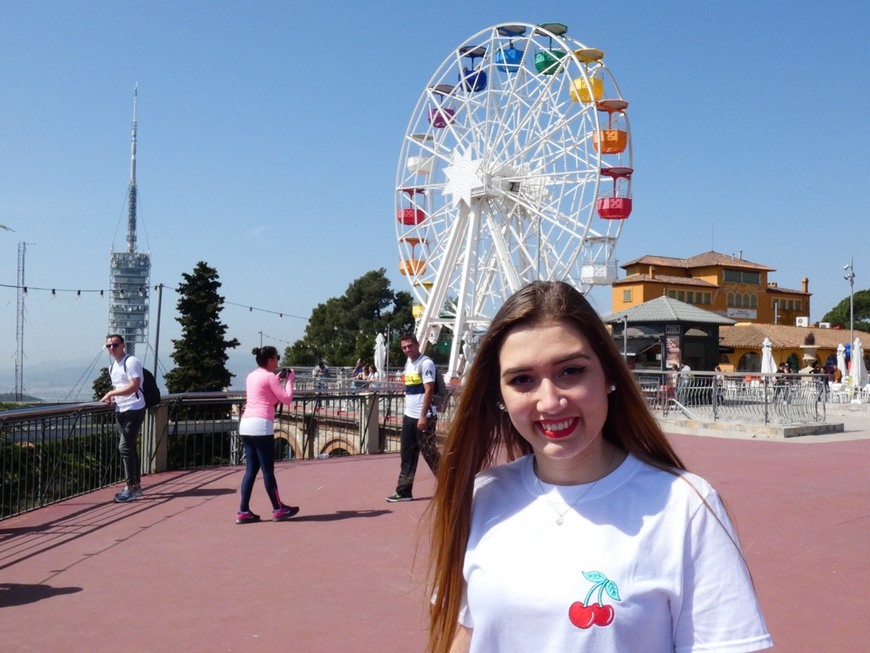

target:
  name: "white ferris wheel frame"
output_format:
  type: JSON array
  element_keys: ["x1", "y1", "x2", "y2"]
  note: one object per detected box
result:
[{"x1": 395, "y1": 22, "x2": 632, "y2": 377}]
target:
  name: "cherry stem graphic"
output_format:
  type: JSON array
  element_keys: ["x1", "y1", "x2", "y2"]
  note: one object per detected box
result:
[{"x1": 583, "y1": 582, "x2": 605, "y2": 607}]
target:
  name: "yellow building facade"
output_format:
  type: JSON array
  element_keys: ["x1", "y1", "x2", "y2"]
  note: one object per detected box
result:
[
  {"x1": 612, "y1": 251, "x2": 811, "y2": 327},
  {"x1": 718, "y1": 323, "x2": 870, "y2": 374}
]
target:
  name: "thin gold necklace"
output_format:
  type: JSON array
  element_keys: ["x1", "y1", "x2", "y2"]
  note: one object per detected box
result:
[
  {"x1": 533, "y1": 450, "x2": 614, "y2": 525},
  {"x1": 535, "y1": 474, "x2": 601, "y2": 526}
]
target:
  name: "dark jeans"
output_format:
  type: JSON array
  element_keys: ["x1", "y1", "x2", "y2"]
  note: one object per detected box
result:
[
  {"x1": 116, "y1": 408, "x2": 145, "y2": 487},
  {"x1": 240, "y1": 435, "x2": 281, "y2": 512},
  {"x1": 395, "y1": 414, "x2": 440, "y2": 497}
]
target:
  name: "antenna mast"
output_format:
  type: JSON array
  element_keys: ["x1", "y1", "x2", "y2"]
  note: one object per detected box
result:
[
  {"x1": 127, "y1": 84, "x2": 138, "y2": 253},
  {"x1": 15, "y1": 242, "x2": 31, "y2": 401}
]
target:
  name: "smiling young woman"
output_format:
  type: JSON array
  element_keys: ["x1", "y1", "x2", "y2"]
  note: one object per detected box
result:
[
  {"x1": 497, "y1": 320, "x2": 623, "y2": 486},
  {"x1": 427, "y1": 281, "x2": 772, "y2": 653}
]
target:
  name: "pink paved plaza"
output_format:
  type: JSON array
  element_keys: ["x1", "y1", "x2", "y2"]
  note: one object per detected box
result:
[{"x1": 2, "y1": 429, "x2": 869, "y2": 652}]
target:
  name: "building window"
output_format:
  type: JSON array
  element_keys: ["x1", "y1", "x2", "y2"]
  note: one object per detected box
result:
[
  {"x1": 796, "y1": 300, "x2": 802, "y2": 311},
  {"x1": 723, "y1": 269, "x2": 761, "y2": 284},
  {"x1": 623, "y1": 289, "x2": 632, "y2": 303},
  {"x1": 668, "y1": 290, "x2": 676, "y2": 299},
  {"x1": 677, "y1": 291, "x2": 685, "y2": 301},
  {"x1": 704, "y1": 292, "x2": 712, "y2": 304},
  {"x1": 727, "y1": 292, "x2": 734, "y2": 307},
  {"x1": 750, "y1": 295, "x2": 758, "y2": 308}
]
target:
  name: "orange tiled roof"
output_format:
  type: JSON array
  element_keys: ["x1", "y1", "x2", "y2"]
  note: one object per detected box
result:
[
  {"x1": 719, "y1": 323, "x2": 870, "y2": 349},
  {"x1": 613, "y1": 273, "x2": 717, "y2": 287},
  {"x1": 621, "y1": 250, "x2": 775, "y2": 272}
]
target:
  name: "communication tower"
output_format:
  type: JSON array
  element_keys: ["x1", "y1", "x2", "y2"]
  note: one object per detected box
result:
[{"x1": 108, "y1": 86, "x2": 150, "y2": 355}]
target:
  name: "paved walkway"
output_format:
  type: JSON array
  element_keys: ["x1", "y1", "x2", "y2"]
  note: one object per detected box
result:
[{"x1": 2, "y1": 417, "x2": 869, "y2": 652}]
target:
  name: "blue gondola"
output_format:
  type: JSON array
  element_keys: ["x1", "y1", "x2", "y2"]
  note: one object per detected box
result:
[{"x1": 458, "y1": 45, "x2": 487, "y2": 91}]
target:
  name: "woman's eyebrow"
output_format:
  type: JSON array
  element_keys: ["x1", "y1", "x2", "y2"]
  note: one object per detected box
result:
[{"x1": 500, "y1": 351, "x2": 592, "y2": 377}]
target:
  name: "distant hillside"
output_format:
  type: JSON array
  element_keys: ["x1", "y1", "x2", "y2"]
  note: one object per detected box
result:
[{"x1": 0, "y1": 393, "x2": 42, "y2": 403}]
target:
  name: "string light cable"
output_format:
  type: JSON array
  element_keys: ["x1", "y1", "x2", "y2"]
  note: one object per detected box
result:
[{"x1": 0, "y1": 281, "x2": 306, "y2": 320}]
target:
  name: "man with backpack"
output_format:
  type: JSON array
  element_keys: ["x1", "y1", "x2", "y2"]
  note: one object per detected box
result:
[
  {"x1": 100, "y1": 333, "x2": 146, "y2": 503},
  {"x1": 385, "y1": 333, "x2": 441, "y2": 502}
]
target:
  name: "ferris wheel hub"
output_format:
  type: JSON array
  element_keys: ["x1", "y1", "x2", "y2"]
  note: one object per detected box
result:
[{"x1": 444, "y1": 149, "x2": 485, "y2": 207}]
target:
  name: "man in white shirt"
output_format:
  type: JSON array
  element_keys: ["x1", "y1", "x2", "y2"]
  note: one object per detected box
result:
[
  {"x1": 386, "y1": 333, "x2": 440, "y2": 502},
  {"x1": 100, "y1": 334, "x2": 146, "y2": 503}
]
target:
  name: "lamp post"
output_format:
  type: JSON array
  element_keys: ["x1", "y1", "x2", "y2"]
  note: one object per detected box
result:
[
  {"x1": 621, "y1": 316, "x2": 629, "y2": 360},
  {"x1": 843, "y1": 258, "x2": 855, "y2": 346}
]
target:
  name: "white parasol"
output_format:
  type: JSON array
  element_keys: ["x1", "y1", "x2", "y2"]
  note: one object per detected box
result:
[
  {"x1": 761, "y1": 337, "x2": 777, "y2": 374},
  {"x1": 848, "y1": 338, "x2": 868, "y2": 391},
  {"x1": 837, "y1": 343, "x2": 848, "y2": 379},
  {"x1": 374, "y1": 332, "x2": 387, "y2": 382}
]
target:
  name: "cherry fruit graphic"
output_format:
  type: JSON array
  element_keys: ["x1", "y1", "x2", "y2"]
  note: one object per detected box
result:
[
  {"x1": 568, "y1": 571, "x2": 620, "y2": 630},
  {"x1": 568, "y1": 602, "x2": 596, "y2": 629},
  {"x1": 592, "y1": 603, "x2": 615, "y2": 627}
]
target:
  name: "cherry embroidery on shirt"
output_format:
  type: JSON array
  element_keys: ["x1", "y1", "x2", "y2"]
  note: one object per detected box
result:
[{"x1": 568, "y1": 571, "x2": 620, "y2": 629}]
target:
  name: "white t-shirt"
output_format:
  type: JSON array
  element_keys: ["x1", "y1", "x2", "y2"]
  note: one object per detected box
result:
[
  {"x1": 110, "y1": 355, "x2": 146, "y2": 412},
  {"x1": 403, "y1": 355, "x2": 436, "y2": 419},
  {"x1": 459, "y1": 454, "x2": 772, "y2": 653}
]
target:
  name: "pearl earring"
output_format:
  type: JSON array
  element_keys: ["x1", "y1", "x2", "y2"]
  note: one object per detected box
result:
[
  {"x1": 496, "y1": 401, "x2": 506, "y2": 411},
  {"x1": 608, "y1": 384, "x2": 616, "y2": 393}
]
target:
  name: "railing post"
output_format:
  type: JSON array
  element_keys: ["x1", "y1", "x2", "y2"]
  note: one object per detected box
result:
[
  {"x1": 712, "y1": 375, "x2": 719, "y2": 421},
  {"x1": 147, "y1": 403, "x2": 170, "y2": 473},
  {"x1": 303, "y1": 412, "x2": 317, "y2": 459},
  {"x1": 362, "y1": 392, "x2": 380, "y2": 454}
]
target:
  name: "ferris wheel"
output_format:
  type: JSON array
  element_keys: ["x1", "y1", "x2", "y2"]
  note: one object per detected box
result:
[{"x1": 395, "y1": 22, "x2": 633, "y2": 377}]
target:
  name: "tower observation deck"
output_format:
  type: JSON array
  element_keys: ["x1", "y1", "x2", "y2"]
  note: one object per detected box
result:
[{"x1": 108, "y1": 86, "x2": 150, "y2": 356}]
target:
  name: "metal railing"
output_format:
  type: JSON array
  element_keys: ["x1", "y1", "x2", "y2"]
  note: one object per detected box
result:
[
  {"x1": 0, "y1": 381, "x2": 459, "y2": 521},
  {"x1": 634, "y1": 370, "x2": 827, "y2": 425},
  {"x1": 9, "y1": 366, "x2": 838, "y2": 520}
]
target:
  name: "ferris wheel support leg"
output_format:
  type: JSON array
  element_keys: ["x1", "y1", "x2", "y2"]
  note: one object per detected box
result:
[
  {"x1": 415, "y1": 204, "x2": 469, "y2": 360},
  {"x1": 446, "y1": 204, "x2": 480, "y2": 378}
]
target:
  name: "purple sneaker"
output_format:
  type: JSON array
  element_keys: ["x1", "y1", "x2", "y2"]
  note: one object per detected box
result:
[
  {"x1": 272, "y1": 505, "x2": 299, "y2": 522},
  {"x1": 235, "y1": 511, "x2": 261, "y2": 525}
]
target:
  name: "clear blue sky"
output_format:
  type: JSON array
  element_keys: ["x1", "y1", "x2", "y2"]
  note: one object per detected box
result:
[{"x1": 1, "y1": 1, "x2": 867, "y2": 399}]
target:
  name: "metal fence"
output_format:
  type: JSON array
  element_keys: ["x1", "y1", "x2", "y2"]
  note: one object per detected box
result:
[
  {"x1": 634, "y1": 370, "x2": 827, "y2": 425},
  {"x1": 7, "y1": 367, "x2": 833, "y2": 521},
  {"x1": 1, "y1": 381, "x2": 460, "y2": 521}
]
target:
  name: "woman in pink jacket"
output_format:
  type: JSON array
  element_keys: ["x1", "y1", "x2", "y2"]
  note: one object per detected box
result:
[{"x1": 236, "y1": 346, "x2": 299, "y2": 524}]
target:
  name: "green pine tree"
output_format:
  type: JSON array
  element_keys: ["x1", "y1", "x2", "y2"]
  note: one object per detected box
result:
[
  {"x1": 92, "y1": 367, "x2": 112, "y2": 401},
  {"x1": 821, "y1": 289, "x2": 870, "y2": 333},
  {"x1": 164, "y1": 261, "x2": 240, "y2": 392},
  {"x1": 283, "y1": 268, "x2": 414, "y2": 367}
]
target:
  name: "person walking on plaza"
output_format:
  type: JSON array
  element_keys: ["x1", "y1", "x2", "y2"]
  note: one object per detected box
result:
[
  {"x1": 427, "y1": 281, "x2": 772, "y2": 653},
  {"x1": 676, "y1": 359, "x2": 692, "y2": 403},
  {"x1": 386, "y1": 333, "x2": 440, "y2": 502},
  {"x1": 100, "y1": 334, "x2": 146, "y2": 503},
  {"x1": 236, "y1": 346, "x2": 299, "y2": 524}
]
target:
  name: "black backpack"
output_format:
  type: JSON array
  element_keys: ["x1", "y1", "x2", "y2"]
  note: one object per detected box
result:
[
  {"x1": 122, "y1": 357, "x2": 162, "y2": 408},
  {"x1": 417, "y1": 356, "x2": 449, "y2": 411},
  {"x1": 432, "y1": 367, "x2": 449, "y2": 411}
]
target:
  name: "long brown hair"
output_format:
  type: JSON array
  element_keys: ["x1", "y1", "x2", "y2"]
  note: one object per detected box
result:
[{"x1": 427, "y1": 281, "x2": 686, "y2": 653}]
